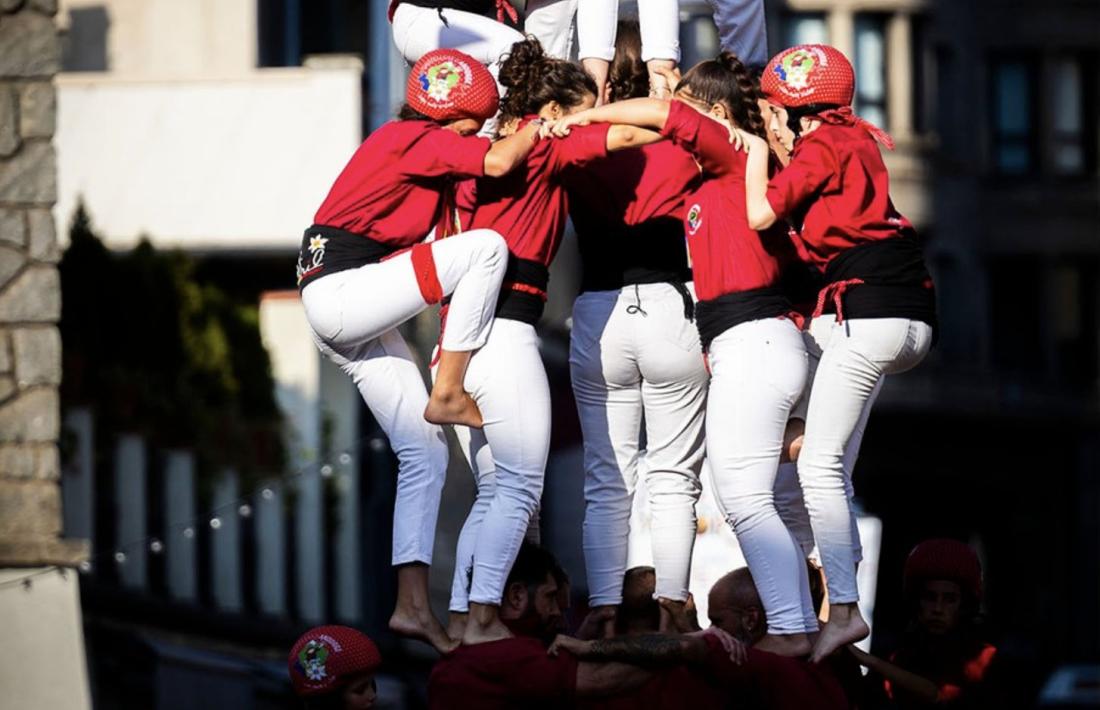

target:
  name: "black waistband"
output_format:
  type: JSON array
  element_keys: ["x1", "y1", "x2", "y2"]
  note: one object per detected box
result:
[
  {"x1": 821, "y1": 236, "x2": 937, "y2": 329},
  {"x1": 495, "y1": 256, "x2": 549, "y2": 326},
  {"x1": 296, "y1": 224, "x2": 397, "y2": 291},
  {"x1": 695, "y1": 287, "x2": 793, "y2": 351},
  {"x1": 396, "y1": 0, "x2": 494, "y2": 14}
]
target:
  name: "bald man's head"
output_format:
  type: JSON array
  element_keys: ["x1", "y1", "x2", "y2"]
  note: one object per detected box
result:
[
  {"x1": 617, "y1": 566, "x2": 660, "y2": 635},
  {"x1": 707, "y1": 568, "x2": 767, "y2": 645}
]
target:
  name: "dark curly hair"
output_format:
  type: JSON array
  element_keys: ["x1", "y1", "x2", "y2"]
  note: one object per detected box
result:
[
  {"x1": 675, "y1": 51, "x2": 767, "y2": 140},
  {"x1": 498, "y1": 37, "x2": 598, "y2": 128},
  {"x1": 607, "y1": 19, "x2": 648, "y2": 102}
]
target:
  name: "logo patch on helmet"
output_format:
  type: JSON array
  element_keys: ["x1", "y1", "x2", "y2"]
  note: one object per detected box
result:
[
  {"x1": 772, "y1": 46, "x2": 829, "y2": 99},
  {"x1": 418, "y1": 59, "x2": 471, "y2": 105},
  {"x1": 687, "y1": 204, "x2": 703, "y2": 235}
]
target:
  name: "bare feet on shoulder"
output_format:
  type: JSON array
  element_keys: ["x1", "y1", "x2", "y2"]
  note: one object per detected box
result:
[
  {"x1": 424, "y1": 388, "x2": 484, "y2": 429},
  {"x1": 810, "y1": 603, "x2": 869, "y2": 662},
  {"x1": 461, "y1": 616, "x2": 513, "y2": 646},
  {"x1": 389, "y1": 606, "x2": 459, "y2": 654},
  {"x1": 446, "y1": 612, "x2": 469, "y2": 643}
]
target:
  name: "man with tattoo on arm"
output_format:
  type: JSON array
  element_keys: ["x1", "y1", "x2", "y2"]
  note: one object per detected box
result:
[{"x1": 551, "y1": 566, "x2": 857, "y2": 709}]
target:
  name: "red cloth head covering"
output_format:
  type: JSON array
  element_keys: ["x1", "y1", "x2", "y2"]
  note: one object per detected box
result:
[
  {"x1": 762, "y1": 44, "x2": 895, "y2": 149},
  {"x1": 288, "y1": 625, "x2": 382, "y2": 697},
  {"x1": 904, "y1": 539, "x2": 984, "y2": 603},
  {"x1": 405, "y1": 48, "x2": 500, "y2": 123}
]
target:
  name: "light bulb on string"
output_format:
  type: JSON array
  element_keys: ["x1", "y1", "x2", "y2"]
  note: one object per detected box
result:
[
  {"x1": 149, "y1": 539, "x2": 164, "y2": 554},
  {"x1": 209, "y1": 517, "x2": 222, "y2": 530},
  {"x1": 114, "y1": 552, "x2": 127, "y2": 564},
  {"x1": 238, "y1": 504, "x2": 252, "y2": 518},
  {"x1": 261, "y1": 488, "x2": 275, "y2": 501},
  {"x1": 182, "y1": 527, "x2": 195, "y2": 539},
  {"x1": 78, "y1": 561, "x2": 92, "y2": 574},
  {"x1": 338, "y1": 452, "x2": 352, "y2": 465},
  {"x1": 369, "y1": 438, "x2": 386, "y2": 453},
  {"x1": 320, "y1": 464, "x2": 334, "y2": 478}
]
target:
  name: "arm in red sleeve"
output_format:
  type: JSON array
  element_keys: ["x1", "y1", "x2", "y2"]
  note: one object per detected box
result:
[
  {"x1": 401, "y1": 126, "x2": 491, "y2": 179},
  {"x1": 660, "y1": 100, "x2": 738, "y2": 177},
  {"x1": 550, "y1": 123, "x2": 612, "y2": 172},
  {"x1": 764, "y1": 134, "x2": 838, "y2": 219}
]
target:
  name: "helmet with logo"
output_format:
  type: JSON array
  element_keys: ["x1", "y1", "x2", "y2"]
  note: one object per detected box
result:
[
  {"x1": 405, "y1": 48, "x2": 500, "y2": 123},
  {"x1": 761, "y1": 44, "x2": 854, "y2": 108},
  {"x1": 903, "y1": 539, "x2": 984, "y2": 604},
  {"x1": 288, "y1": 625, "x2": 382, "y2": 697}
]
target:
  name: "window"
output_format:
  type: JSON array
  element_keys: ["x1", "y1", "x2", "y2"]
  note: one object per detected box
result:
[
  {"x1": 988, "y1": 256, "x2": 1044, "y2": 375},
  {"x1": 990, "y1": 58, "x2": 1037, "y2": 175},
  {"x1": 781, "y1": 12, "x2": 828, "y2": 50},
  {"x1": 854, "y1": 14, "x2": 888, "y2": 130},
  {"x1": 1052, "y1": 259, "x2": 1099, "y2": 384},
  {"x1": 1049, "y1": 56, "x2": 1097, "y2": 176}
]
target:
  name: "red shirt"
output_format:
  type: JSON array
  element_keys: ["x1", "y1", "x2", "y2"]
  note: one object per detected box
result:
[
  {"x1": 313, "y1": 120, "x2": 489, "y2": 246},
  {"x1": 766, "y1": 123, "x2": 914, "y2": 271},
  {"x1": 467, "y1": 121, "x2": 610, "y2": 266},
  {"x1": 661, "y1": 100, "x2": 794, "y2": 302},
  {"x1": 562, "y1": 140, "x2": 701, "y2": 227},
  {"x1": 578, "y1": 665, "x2": 723, "y2": 710},
  {"x1": 428, "y1": 636, "x2": 579, "y2": 709},
  {"x1": 703, "y1": 636, "x2": 853, "y2": 709}
]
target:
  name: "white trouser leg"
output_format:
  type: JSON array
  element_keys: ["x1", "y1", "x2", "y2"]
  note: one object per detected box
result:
[
  {"x1": 635, "y1": 285, "x2": 708, "y2": 602},
  {"x1": 448, "y1": 422, "x2": 495, "y2": 612},
  {"x1": 576, "y1": 0, "x2": 617, "y2": 61},
  {"x1": 798, "y1": 316, "x2": 934, "y2": 603},
  {"x1": 706, "y1": 317, "x2": 815, "y2": 634},
  {"x1": 312, "y1": 328, "x2": 448, "y2": 566},
  {"x1": 571, "y1": 290, "x2": 644, "y2": 607},
  {"x1": 524, "y1": 0, "x2": 579, "y2": 59},
  {"x1": 301, "y1": 228, "x2": 507, "y2": 352},
  {"x1": 461, "y1": 319, "x2": 551, "y2": 606},
  {"x1": 637, "y1": 0, "x2": 681, "y2": 62},
  {"x1": 705, "y1": 0, "x2": 768, "y2": 69}
]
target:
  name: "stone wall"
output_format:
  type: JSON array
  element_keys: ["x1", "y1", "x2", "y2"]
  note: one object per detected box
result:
[{"x1": 0, "y1": 0, "x2": 84, "y2": 566}]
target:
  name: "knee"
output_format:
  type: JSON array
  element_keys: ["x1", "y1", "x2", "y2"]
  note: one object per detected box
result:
[{"x1": 472, "y1": 229, "x2": 509, "y2": 264}]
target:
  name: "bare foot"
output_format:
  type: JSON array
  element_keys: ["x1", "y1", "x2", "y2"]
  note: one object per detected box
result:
[
  {"x1": 446, "y1": 612, "x2": 469, "y2": 642},
  {"x1": 461, "y1": 616, "x2": 513, "y2": 645},
  {"x1": 755, "y1": 633, "x2": 813, "y2": 657},
  {"x1": 810, "y1": 604, "x2": 869, "y2": 662},
  {"x1": 389, "y1": 607, "x2": 458, "y2": 654},
  {"x1": 424, "y1": 388, "x2": 484, "y2": 429}
]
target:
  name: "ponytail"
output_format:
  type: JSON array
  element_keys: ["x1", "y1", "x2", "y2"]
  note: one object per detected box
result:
[
  {"x1": 498, "y1": 37, "x2": 598, "y2": 128},
  {"x1": 677, "y1": 51, "x2": 768, "y2": 140}
]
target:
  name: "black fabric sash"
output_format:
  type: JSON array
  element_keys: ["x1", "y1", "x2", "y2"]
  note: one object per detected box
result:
[
  {"x1": 296, "y1": 225, "x2": 397, "y2": 291},
  {"x1": 695, "y1": 287, "x2": 793, "y2": 351}
]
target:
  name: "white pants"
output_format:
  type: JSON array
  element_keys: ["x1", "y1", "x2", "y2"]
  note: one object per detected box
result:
[
  {"x1": 706, "y1": 0, "x2": 768, "y2": 69},
  {"x1": 525, "y1": 0, "x2": 579, "y2": 59},
  {"x1": 444, "y1": 319, "x2": 551, "y2": 609},
  {"x1": 705, "y1": 317, "x2": 816, "y2": 634},
  {"x1": 301, "y1": 230, "x2": 509, "y2": 565},
  {"x1": 798, "y1": 316, "x2": 934, "y2": 604},
  {"x1": 577, "y1": 0, "x2": 681, "y2": 62},
  {"x1": 571, "y1": 284, "x2": 709, "y2": 606}
]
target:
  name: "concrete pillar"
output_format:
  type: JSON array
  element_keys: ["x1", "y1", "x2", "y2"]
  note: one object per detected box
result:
[
  {"x1": 295, "y1": 465, "x2": 325, "y2": 623},
  {"x1": 61, "y1": 407, "x2": 94, "y2": 546},
  {"x1": 114, "y1": 435, "x2": 147, "y2": 591},
  {"x1": 164, "y1": 450, "x2": 197, "y2": 603},
  {"x1": 255, "y1": 479, "x2": 286, "y2": 616},
  {"x1": 828, "y1": 8, "x2": 855, "y2": 62},
  {"x1": 321, "y1": 356, "x2": 361, "y2": 622},
  {"x1": 887, "y1": 12, "x2": 914, "y2": 140},
  {"x1": 212, "y1": 469, "x2": 243, "y2": 612}
]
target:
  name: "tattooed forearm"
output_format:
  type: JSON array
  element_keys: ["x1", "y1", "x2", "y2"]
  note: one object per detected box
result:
[{"x1": 582, "y1": 634, "x2": 697, "y2": 665}]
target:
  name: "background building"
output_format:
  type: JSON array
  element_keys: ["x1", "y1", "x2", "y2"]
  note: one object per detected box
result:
[{"x1": 29, "y1": 0, "x2": 1100, "y2": 707}]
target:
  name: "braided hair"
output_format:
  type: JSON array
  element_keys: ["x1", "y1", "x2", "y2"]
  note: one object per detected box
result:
[
  {"x1": 675, "y1": 51, "x2": 767, "y2": 140},
  {"x1": 607, "y1": 20, "x2": 648, "y2": 102},
  {"x1": 498, "y1": 37, "x2": 598, "y2": 129}
]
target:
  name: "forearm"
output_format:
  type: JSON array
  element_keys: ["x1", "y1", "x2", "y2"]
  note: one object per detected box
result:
[
  {"x1": 576, "y1": 661, "x2": 651, "y2": 698},
  {"x1": 578, "y1": 98, "x2": 672, "y2": 132},
  {"x1": 576, "y1": 634, "x2": 705, "y2": 666},
  {"x1": 483, "y1": 121, "x2": 540, "y2": 176},
  {"x1": 582, "y1": 57, "x2": 611, "y2": 104},
  {"x1": 854, "y1": 650, "x2": 940, "y2": 703},
  {"x1": 744, "y1": 139, "x2": 777, "y2": 229},
  {"x1": 606, "y1": 125, "x2": 663, "y2": 152}
]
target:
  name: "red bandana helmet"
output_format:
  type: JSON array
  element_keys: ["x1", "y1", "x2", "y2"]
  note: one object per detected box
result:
[
  {"x1": 903, "y1": 539, "x2": 984, "y2": 604},
  {"x1": 405, "y1": 48, "x2": 499, "y2": 123},
  {"x1": 288, "y1": 625, "x2": 382, "y2": 697},
  {"x1": 761, "y1": 44, "x2": 855, "y2": 108}
]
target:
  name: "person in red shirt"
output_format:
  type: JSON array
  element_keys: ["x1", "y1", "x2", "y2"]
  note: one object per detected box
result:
[
  {"x1": 559, "y1": 19, "x2": 709, "y2": 640},
  {"x1": 852, "y1": 539, "x2": 1001, "y2": 709},
  {"x1": 429, "y1": 542, "x2": 653, "y2": 709},
  {"x1": 552, "y1": 565, "x2": 857, "y2": 710},
  {"x1": 549, "y1": 53, "x2": 820, "y2": 658},
  {"x1": 738, "y1": 44, "x2": 938, "y2": 661},
  {"x1": 288, "y1": 626, "x2": 383, "y2": 710},
  {"x1": 440, "y1": 38, "x2": 664, "y2": 648},
  {"x1": 298, "y1": 48, "x2": 542, "y2": 653}
]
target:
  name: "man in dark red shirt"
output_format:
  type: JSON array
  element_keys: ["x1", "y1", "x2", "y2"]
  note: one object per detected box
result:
[
  {"x1": 552, "y1": 565, "x2": 858, "y2": 709},
  {"x1": 429, "y1": 543, "x2": 651, "y2": 709}
]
